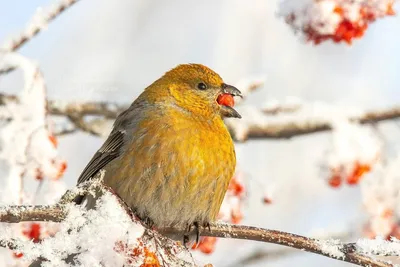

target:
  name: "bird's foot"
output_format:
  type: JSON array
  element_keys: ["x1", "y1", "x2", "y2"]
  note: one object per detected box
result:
[
  {"x1": 142, "y1": 216, "x2": 155, "y2": 229},
  {"x1": 203, "y1": 222, "x2": 211, "y2": 232},
  {"x1": 183, "y1": 221, "x2": 210, "y2": 246},
  {"x1": 183, "y1": 222, "x2": 199, "y2": 246},
  {"x1": 193, "y1": 222, "x2": 200, "y2": 244}
]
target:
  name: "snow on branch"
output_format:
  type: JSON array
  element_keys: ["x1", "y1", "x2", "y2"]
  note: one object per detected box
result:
[
  {"x1": 1, "y1": 92, "x2": 399, "y2": 142},
  {"x1": 0, "y1": 179, "x2": 197, "y2": 266},
  {"x1": 227, "y1": 103, "x2": 400, "y2": 141},
  {"x1": 0, "y1": 205, "x2": 66, "y2": 223},
  {"x1": 0, "y1": 0, "x2": 80, "y2": 77},
  {"x1": 0, "y1": 181, "x2": 397, "y2": 267},
  {"x1": 1, "y1": 0, "x2": 80, "y2": 52},
  {"x1": 357, "y1": 238, "x2": 400, "y2": 257}
]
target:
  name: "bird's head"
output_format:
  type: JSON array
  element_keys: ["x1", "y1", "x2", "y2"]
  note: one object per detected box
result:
[{"x1": 148, "y1": 64, "x2": 242, "y2": 119}]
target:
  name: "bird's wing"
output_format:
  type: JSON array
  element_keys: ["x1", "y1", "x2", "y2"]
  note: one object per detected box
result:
[
  {"x1": 77, "y1": 129, "x2": 125, "y2": 185},
  {"x1": 76, "y1": 98, "x2": 147, "y2": 185}
]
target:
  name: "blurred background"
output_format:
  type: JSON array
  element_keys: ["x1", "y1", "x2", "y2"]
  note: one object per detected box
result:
[{"x1": 1, "y1": 0, "x2": 400, "y2": 266}]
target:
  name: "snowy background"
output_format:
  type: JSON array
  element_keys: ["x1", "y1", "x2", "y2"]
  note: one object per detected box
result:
[{"x1": 1, "y1": 0, "x2": 400, "y2": 266}]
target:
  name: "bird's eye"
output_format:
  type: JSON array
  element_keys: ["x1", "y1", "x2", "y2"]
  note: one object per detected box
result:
[{"x1": 197, "y1": 82, "x2": 207, "y2": 90}]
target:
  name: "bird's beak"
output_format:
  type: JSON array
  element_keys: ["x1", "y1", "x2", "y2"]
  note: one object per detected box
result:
[
  {"x1": 222, "y1": 83, "x2": 243, "y2": 98},
  {"x1": 219, "y1": 83, "x2": 242, "y2": 119}
]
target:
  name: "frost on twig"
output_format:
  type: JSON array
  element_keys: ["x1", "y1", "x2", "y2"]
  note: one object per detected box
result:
[
  {"x1": 226, "y1": 100, "x2": 400, "y2": 141},
  {"x1": 163, "y1": 224, "x2": 394, "y2": 267},
  {"x1": 0, "y1": 179, "x2": 196, "y2": 267},
  {"x1": 356, "y1": 237, "x2": 400, "y2": 257},
  {"x1": 1, "y1": 0, "x2": 80, "y2": 53},
  {"x1": 0, "y1": 176, "x2": 395, "y2": 267},
  {"x1": 0, "y1": 194, "x2": 395, "y2": 267},
  {"x1": 1, "y1": 193, "x2": 195, "y2": 266}
]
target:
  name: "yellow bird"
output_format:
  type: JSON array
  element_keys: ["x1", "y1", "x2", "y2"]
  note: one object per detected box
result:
[{"x1": 76, "y1": 64, "x2": 241, "y2": 241}]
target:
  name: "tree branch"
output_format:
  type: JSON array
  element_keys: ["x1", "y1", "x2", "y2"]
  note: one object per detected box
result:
[
  {"x1": 229, "y1": 229, "x2": 354, "y2": 266},
  {"x1": 0, "y1": 0, "x2": 80, "y2": 75},
  {"x1": 1, "y1": 93, "x2": 399, "y2": 141},
  {"x1": 0, "y1": 203, "x2": 397, "y2": 267},
  {"x1": 165, "y1": 225, "x2": 395, "y2": 267},
  {"x1": 2, "y1": 0, "x2": 80, "y2": 52},
  {"x1": 232, "y1": 106, "x2": 400, "y2": 141},
  {"x1": 0, "y1": 205, "x2": 66, "y2": 223}
]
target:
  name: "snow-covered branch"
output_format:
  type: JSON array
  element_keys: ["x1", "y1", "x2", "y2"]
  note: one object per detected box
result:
[
  {"x1": 1, "y1": 0, "x2": 80, "y2": 52},
  {"x1": 0, "y1": 205, "x2": 65, "y2": 223},
  {"x1": 1, "y1": 93, "x2": 399, "y2": 141},
  {"x1": 0, "y1": 183, "x2": 397, "y2": 267},
  {"x1": 228, "y1": 105, "x2": 400, "y2": 141},
  {"x1": 0, "y1": 0, "x2": 81, "y2": 76},
  {"x1": 0, "y1": 205, "x2": 396, "y2": 267}
]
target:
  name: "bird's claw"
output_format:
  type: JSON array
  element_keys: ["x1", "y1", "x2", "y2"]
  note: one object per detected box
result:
[
  {"x1": 183, "y1": 234, "x2": 190, "y2": 246},
  {"x1": 194, "y1": 222, "x2": 200, "y2": 244},
  {"x1": 203, "y1": 222, "x2": 211, "y2": 232},
  {"x1": 183, "y1": 222, "x2": 202, "y2": 246},
  {"x1": 143, "y1": 217, "x2": 155, "y2": 229}
]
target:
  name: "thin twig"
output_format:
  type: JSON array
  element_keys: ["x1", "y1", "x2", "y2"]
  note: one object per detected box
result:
[
  {"x1": 262, "y1": 104, "x2": 301, "y2": 115},
  {"x1": 0, "y1": 205, "x2": 66, "y2": 223},
  {"x1": 228, "y1": 106, "x2": 400, "y2": 141},
  {"x1": 0, "y1": 203, "x2": 397, "y2": 267},
  {"x1": 230, "y1": 229, "x2": 354, "y2": 266},
  {"x1": 1, "y1": 0, "x2": 80, "y2": 52},
  {"x1": 0, "y1": 0, "x2": 80, "y2": 75},
  {"x1": 163, "y1": 225, "x2": 394, "y2": 267}
]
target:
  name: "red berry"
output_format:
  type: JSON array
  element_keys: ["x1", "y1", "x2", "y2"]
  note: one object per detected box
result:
[
  {"x1": 217, "y1": 94, "x2": 234, "y2": 107},
  {"x1": 263, "y1": 197, "x2": 272, "y2": 204},
  {"x1": 195, "y1": 237, "x2": 217, "y2": 254},
  {"x1": 48, "y1": 134, "x2": 58, "y2": 148},
  {"x1": 328, "y1": 175, "x2": 342, "y2": 188},
  {"x1": 35, "y1": 168, "x2": 43, "y2": 181},
  {"x1": 347, "y1": 163, "x2": 371, "y2": 185},
  {"x1": 54, "y1": 161, "x2": 68, "y2": 179},
  {"x1": 231, "y1": 209, "x2": 243, "y2": 224},
  {"x1": 23, "y1": 223, "x2": 41, "y2": 243},
  {"x1": 228, "y1": 177, "x2": 244, "y2": 196},
  {"x1": 13, "y1": 252, "x2": 23, "y2": 258}
]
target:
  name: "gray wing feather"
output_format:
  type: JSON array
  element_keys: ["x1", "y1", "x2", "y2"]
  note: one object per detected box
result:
[
  {"x1": 76, "y1": 98, "x2": 148, "y2": 185},
  {"x1": 77, "y1": 129, "x2": 125, "y2": 185}
]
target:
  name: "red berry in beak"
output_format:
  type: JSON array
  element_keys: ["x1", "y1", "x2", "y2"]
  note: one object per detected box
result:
[{"x1": 217, "y1": 93, "x2": 235, "y2": 107}]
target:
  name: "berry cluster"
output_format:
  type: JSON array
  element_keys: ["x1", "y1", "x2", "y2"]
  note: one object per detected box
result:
[
  {"x1": 323, "y1": 121, "x2": 381, "y2": 188},
  {"x1": 328, "y1": 161, "x2": 373, "y2": 187},
  {"x1": 114, "y1": 240, "x2": 160, "y2": 267},
  {"x1": 34, "y1": 134, "x2": 67, "y2": 181},
  {"x1": 281, "y1": 0, "x2": 395, "y2": 44}
]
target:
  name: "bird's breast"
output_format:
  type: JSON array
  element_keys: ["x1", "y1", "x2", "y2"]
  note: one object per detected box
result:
[{"x1": 105, "y1": 108, "x2": 236, "y2": 227}]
